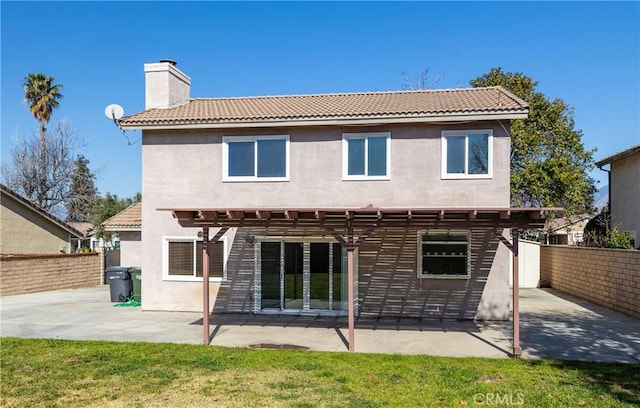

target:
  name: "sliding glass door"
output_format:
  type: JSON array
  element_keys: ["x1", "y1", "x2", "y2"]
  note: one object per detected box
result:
[
  {"x1": 260, "y1": 240, "x2": 347, "y2": 313},
  {"x1": 284, "y1": 243, "x2": 304, "y2": 309},
  {"x1": 260, "y1": 242, "x2": 281, "y2": 309}
]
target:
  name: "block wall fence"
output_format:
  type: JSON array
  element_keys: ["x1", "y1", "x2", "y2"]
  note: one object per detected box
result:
[
  {"x1": 0, "y1": 251, "x2": 103, "y2": 297},
  {"x1": 540, "y1": 245, "x2": 639, "y2": 319}
]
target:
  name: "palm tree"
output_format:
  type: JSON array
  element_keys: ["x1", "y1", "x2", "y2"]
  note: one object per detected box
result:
[
  {"x1": 23, "y1": 73, "x2": 63, "y2": 144},
  {"x1": 22, "y1": 73, "x2": 63, "y2": 205}
]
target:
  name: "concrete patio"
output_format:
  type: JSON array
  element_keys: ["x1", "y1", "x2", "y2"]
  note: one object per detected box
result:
[{"x1": 1, "y1": 286, "x2": 638, "y2": 363}]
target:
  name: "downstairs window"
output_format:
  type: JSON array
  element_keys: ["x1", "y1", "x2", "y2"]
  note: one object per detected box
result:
[
  {"x1": 164, "y1": 238, "x2": 226, "y2": 280},
  {"x1": 419, "y1": 230, "x2": 469, "y2": 277}
]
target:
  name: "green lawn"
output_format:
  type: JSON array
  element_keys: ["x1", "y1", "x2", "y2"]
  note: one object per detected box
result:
[{"x1": 1, "y1": 338, "x2": 638, "y2": 407}]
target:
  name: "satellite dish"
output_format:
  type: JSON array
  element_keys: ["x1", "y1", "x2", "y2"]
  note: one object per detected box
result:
[
  {"x1": 104, "y1": 103, "x2": 140, "y2": 145},
  {"x1": 104, "y1": 104, "x2": 124, "y2": 120}
]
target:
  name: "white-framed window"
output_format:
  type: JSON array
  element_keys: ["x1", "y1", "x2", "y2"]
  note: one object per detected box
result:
[
  {"x1": 441, "y1": 130, "x2": 493, "y2": 179},
  {"x1": 418, "y1": 230, "x2": 470, "y2": 278},
  {"x1": 163, "y1": 237, "x2": 227, "y2": 281},
  {"x1": 342, "y1": 132, "x2": 391, "y2": 180},
  {"x1": 222, "y1": 135, "x2": 290, "y2": 181}
]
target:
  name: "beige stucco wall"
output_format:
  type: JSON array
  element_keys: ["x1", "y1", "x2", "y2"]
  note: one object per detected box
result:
[
  {"x1": 140, "y1": 121, "x2": 511, "y2": 317},
  {"x1": 119, "y1": 231, "x2": 142, "y2": 267},
  {"x1": 610, "y1": 152, "x2": 640, "y2": 245},
  {"x1": 1, "y1": 193, "x2": 72, "y2": 254},
  {"x1": 142, "y1": 122, "x2": 510, "y2": 209}
]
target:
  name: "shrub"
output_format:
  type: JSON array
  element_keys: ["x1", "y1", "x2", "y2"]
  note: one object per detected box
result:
[{"x1": 583, "y1": 209, "x2": 634, "y2": 249}]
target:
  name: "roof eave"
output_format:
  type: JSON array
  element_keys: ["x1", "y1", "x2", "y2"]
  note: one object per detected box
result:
[
  {"x1": 596, "y1": 144, "x2": 640, "y2": 167},
  {"x1": 102, "y1": 226, "x2": 141, "y2": 232},
  {"x1": 120, "y1": 111, "x2": 529, "y2": 131},
  {"x1": 1, "y1": 185, "x2": 84, "y2": 238}
]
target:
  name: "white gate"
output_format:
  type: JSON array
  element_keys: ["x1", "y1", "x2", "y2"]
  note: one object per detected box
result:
[{"x1": 509, "y1": 239, "x2": 540, "y2": 288}]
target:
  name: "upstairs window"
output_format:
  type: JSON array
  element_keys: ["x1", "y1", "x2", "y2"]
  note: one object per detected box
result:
[
  {"x1": 441, "y1": 130, "x2": 492, "y2": 179},
  {"x1": 223, "y1": 135, "x2": 289, "y2": 181},
  {"x1": 342, "y1": 132, "x2": 391, "y2": 180}
]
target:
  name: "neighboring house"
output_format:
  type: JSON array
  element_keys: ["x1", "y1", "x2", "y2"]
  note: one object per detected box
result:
[
  {"x1": 0, "y1": 184, "x2": 84, "y2": 254},
  {"x1": 596, "y1": 144, "x2": 640, "y2": 248},
  {"x1": 101, "y1": 201, "x2": 142, "y2": 267},
  {"x1": 68, "y1": 222, "x2": 94, "y2": 250},
  {"x1": 119, "y1": 60, "x2": 550, "y2": 343},
  {"x1": 88, "y1": 231, "x2": 120, "y2": 251},
  {"x1": 544, "y1": 214, "x2": 592, "y2": 245}
]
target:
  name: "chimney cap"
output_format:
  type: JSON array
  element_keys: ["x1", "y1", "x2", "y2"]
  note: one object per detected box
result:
[{"x1": 159, "y1": 59, "x2": 177, "y2": 66}]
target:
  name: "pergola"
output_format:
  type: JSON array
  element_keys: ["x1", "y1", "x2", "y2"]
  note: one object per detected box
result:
[{"x1": 162, "y1": 206, "x2": 558, "y2": 356}]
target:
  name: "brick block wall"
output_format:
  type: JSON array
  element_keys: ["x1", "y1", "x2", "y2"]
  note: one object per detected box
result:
[
  {"x1": 0, "y1": 253, "x2": 102, "y2": 297},
  {"x1": 540, "y1": 245, "x2": 640, "y2": 319}
]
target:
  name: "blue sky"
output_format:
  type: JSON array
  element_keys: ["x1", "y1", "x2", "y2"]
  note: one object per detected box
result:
[{"x1": 2, "y1": 1, "x2": 639, "y2": 200}]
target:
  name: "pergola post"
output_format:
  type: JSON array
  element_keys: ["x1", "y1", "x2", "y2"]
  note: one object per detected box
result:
[
  {"x1": 512, "y1": 228, "x2": 522, "y2": 357},
  {"x1": 324, "y1": 222, "x2": 369, "y2": 352},
  {"x1": 202, "y1": 227, "x2": 210, "y2": 345},
  {"x1": 347, "y1": 245, "x2": 355, "y2": 352},
  {"x1": 201, "y1": 226, "x2": 229, "y2": 345}
]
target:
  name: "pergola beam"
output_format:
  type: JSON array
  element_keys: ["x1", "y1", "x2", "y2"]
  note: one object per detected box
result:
[
  {"x1": 177, "y1": 219, "x2": 546, "y2": 230},
  {"x1": 256, "y1": 210, "x2": 270, "y2": 219}
]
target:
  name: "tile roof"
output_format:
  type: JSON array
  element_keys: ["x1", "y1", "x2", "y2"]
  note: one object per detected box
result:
[
  {"x1": 102, "y1": 202, "x2": 142, "y2": 231},
  {"x1": 545, "y1": 214, "x2": 592, "y2": 232},
  {"x1": 0, "y1": 184, "x2": 83, "y2": 238},
  {"x1": 119, "y1": 86, "x2": 528, "y2": 128},
  {"x1": 68, "y1": 222, "x2": 94, "y2": 236}
]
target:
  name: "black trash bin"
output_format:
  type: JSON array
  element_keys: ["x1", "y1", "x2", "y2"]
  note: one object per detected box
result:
[{"x1": 105, "y1": 266, "x2": 132, "y2": 302}]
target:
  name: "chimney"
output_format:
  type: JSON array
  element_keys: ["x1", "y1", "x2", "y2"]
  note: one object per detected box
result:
[{"x1": 143, "y1": 59, "x2": 191, "y2": 109}]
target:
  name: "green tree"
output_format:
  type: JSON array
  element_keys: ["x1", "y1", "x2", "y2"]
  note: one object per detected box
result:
[
  {"x1": 22, "y1": 73, "x2": 63, "y2": 206},
  {"x1": 65, "y1": 155, "x2": 98, "y2": 223},
  {"x1": 92, "y1": 193, "x2": 141, "y2": 242},
  {"x1": 470, "y1": 68, "x2": 596, "y2": 215}
]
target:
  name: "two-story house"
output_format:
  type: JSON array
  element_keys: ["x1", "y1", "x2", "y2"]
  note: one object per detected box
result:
[
  {"x1": 120, "y1": 61, "x2": 550, "y2": 352},
  {"x1": 596, "y1": 144, "x2": 640, "y2": 248}
]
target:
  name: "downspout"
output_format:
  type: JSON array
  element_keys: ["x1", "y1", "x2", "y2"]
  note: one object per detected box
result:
[{"x1": 597, "y1": 164, "x2": 611, "y2": 212}]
